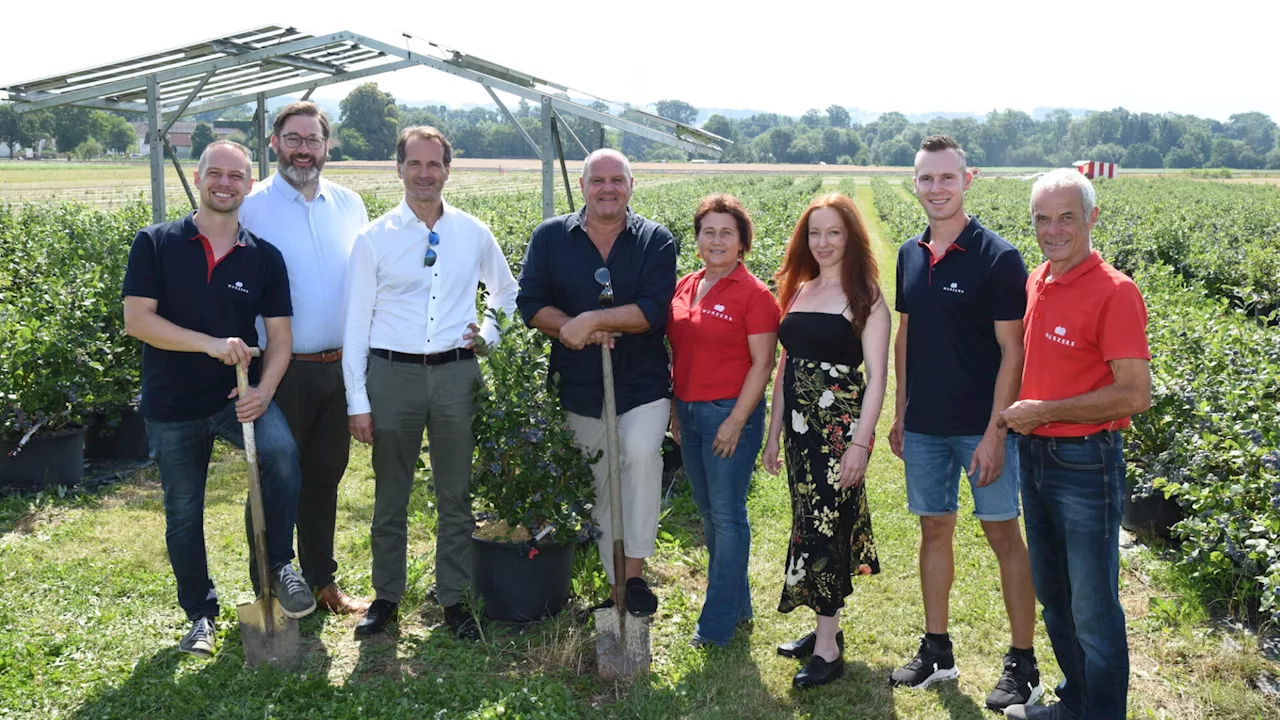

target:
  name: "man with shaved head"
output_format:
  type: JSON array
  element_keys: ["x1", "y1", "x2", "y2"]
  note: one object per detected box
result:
[
  {"x1": 517, "y1": 148, "x2": 677, "y2": 616},
  {"x1": 123, "y1": 140, "x2": 314, "y2": 659},
  {"x1": 1001, "y1": 169, "x2": 1151, "y2": 720}
]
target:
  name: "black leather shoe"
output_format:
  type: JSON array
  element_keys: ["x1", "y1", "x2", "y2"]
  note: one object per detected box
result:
[
  {"x1": 443, "y1": 603, "x2": 480, "y2": 641},
  {"x1": 777, "y1": 629, "x2": 844, "y2": 659},
  {"x1": 793, "y1": 654, "x2": 845, "y2": 689},
  {"x1": 625, "y1": 577, "x2": 658, "y2": 617},
  {"x1": 354, "y1": 599, "x2": 398, "y2": 637}
]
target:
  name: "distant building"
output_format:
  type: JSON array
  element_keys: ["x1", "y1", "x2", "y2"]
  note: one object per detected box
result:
[{"x1": 132, "y1": 122, "x2": 245, "y2": 159}]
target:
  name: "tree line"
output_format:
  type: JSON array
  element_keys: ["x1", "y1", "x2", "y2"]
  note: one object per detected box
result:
[{"x1": 4, "y1": 82, "x2": 1279, "y2": 169}]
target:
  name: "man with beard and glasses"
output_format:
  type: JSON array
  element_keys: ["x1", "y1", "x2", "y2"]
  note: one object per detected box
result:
[
  {"x1": 342, "y1": 126, "x2": 518, "y2": 639},
  {"x1": 123, "y1": 140, "x2": 313, "y2": 659},
  {"x1": 517, "y1": 148, "x2": 677, "y2": 616},
  {"x1": 239, "y1": 102, "x2": 371, "y2": 615}
]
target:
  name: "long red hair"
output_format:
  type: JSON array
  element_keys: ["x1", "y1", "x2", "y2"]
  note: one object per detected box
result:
[{"x1": 773, "y1": 192, "x2": 880, "y2": 332}]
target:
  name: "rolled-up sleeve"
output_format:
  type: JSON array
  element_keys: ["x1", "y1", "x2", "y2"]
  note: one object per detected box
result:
[
  {"x1": 516, "y1": 222, "x2": 554, "y2": 327},
  {"x1": 633, "y1": 227, "x2": 677, "y2": 334}
]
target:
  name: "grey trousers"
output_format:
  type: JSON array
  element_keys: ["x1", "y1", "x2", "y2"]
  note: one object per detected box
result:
[{"x1": 367, "y1": 353, "x2": 480, "y2": 606}]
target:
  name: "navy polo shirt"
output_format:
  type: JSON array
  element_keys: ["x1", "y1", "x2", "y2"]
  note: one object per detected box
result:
[
  {"x1": 516, "y1": 207, "x2": 676, "y2": 418},
  {"x1": 122, "y1": 213, "x2": 292, "y2": 422},
  {"x1": 894, "y1": 216, "x2": 1027, "y2": 436}
]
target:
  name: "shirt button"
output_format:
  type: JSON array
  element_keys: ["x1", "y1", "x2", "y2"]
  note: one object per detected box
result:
[
  {"x1": 1034, "y1": 312, "x2": 1041, "y2": 319},
  {"x1": 1039, "y1": 294, "x2": 1046, "y2": 300}
]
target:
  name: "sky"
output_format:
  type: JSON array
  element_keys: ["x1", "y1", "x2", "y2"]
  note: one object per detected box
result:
[{"x1": 3, "y1": 0, "x2": 1276, "y2": 122}]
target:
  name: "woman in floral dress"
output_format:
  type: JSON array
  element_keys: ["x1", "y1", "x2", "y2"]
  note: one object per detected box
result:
[{"x1": 763, "y1": 192, "x2": 890, "y2": 689}]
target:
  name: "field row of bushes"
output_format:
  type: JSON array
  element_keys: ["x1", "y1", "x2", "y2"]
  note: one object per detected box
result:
[{"x1": 871, "y1": 177, "x2": 1280, "y2": 623}]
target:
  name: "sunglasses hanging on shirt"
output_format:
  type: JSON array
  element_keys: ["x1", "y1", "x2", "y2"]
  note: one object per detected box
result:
[{"x1": 424, "y1": 230, "x2": 441, "y2": 267}]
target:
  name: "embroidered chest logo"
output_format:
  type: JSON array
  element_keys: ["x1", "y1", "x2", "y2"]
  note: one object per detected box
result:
[
  {"x1": 702, "y1": 303, "x2": 734, "y2": 321},
  {"x1": 227, "y1": 280, "x2": 249, "y2": 294},
  {"x1": 1045, "y1": 325, "x2": 1075, "y2": 347},
  {"x1": 942, "y1": 281, "x2": 964, "y2": 294}
]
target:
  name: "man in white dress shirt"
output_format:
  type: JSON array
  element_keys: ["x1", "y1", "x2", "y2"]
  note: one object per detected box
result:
[
  {"x1": 239, "y1": 102, "x2": 371, "y2": 615},
  {"x1": 343, "y1": 126, "x2": 518, "y2": 639}
]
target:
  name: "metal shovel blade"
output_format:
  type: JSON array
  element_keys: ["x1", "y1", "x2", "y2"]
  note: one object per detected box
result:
[
  {"x1": 594, "y1": 606, "x2": 651, "y2": 679},
  {"x1": 237, "y1": 595, "x2": 302, "y2": 668}
]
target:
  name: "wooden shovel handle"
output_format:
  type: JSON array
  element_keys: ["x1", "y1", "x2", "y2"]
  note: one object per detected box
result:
[{"x1": 235, "y1": 349, "x2": 272, "y2": 611}]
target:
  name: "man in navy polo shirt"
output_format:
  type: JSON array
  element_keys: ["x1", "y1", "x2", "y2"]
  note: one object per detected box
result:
[
  {"x1": 123, "y1": 140, "x2": 314, "y2": 660},
  {"x1": 517, "y1": 148, "x2": 676, "y2": 616},
  {"x1": 886, "y1": 135, "x2": 1041, "y2": 712}
]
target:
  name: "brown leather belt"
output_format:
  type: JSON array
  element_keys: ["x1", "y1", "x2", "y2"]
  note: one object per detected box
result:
[{"x1": 292, "y1": 348, "x2": 343, "y2": 363}]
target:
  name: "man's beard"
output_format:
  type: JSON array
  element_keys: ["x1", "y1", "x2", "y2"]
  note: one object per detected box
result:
[{"x1": 279, "y1": 155, "x2": 322, "y2": 187}]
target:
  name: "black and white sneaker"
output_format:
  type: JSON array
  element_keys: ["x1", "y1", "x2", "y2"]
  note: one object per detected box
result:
[
  {"x1": 986, "y1": 653, "x2": 1044, "y2": 712},
  {"x1": 889, "y1": 635, "x2": 959, "y2": 689},
  {"x1": 179, "y1": 617, "x2": 216, "y2": 658}
]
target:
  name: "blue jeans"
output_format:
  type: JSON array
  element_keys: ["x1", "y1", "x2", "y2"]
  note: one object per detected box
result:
[
  {"x1": 903, "y1": 431, "x2": 1021, "y2": 521},
  {"x1": 146, "y1": 401, "x2": 301, "y2": 621},
  {"x1": 676, "y1": 397, "x2": 765, "y2": 645},
  {"x1": 1018, "y1": 431, "x2": 1129, "y2": 720}
]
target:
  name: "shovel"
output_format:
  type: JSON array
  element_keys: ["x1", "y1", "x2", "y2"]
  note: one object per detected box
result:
[
  {"x1": 591, "y1": 292, "x2": 651, "y2": 678},
  {"x1": 235, "y1": 349, "x2": 301, "y2": 667}
]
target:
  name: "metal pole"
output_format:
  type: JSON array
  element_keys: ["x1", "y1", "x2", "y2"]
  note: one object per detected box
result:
[
  {"x1": 540, "y1": 97, "x2": 555, "y2": 220},
  {"x1": 146, "y1": 76, "x2": 166, "y2": 224},
  {"x1": 551, "y1": 118, "x2": 575, "y2": 213},
  {"x1": 255, "y1": 92, "x2": 269, "y2": 180},
  {"x1": 164, "y1": 137, "x2": 197, "y2": 210}
]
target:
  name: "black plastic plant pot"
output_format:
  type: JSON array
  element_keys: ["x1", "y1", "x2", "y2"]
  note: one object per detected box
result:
[
  {"x1": 471, "y1": 535, "x2": 576, "y2": 622},
  {"x1": 84, "y1": 406, "x2": 150, "y2": 461},
  {"x1": 1, "y1": 427, "x2": 86, "y2": 490},
  {"x1": 1121, "y1": 490, "x2": 1185, "y2": 540}
]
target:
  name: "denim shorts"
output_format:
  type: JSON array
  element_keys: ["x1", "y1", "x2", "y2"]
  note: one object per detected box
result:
[{"x1": 904, "y1": 431, "x2": 1020, "y2": 522}]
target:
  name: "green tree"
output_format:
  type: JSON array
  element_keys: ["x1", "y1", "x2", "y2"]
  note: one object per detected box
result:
[
  {"x1": 0, "y1": 104, "x2": 54, "y2": 158},
  {"x1": 826, "y1": 105, "x2": 851, "y2": 128},
  {"x1": 1224, "y1": 112, "x2": 1276, "y2": 156},
  {"x1": 74, "y1": 138, "x2": 104, "y2": 160},
  {"x1": 653, "y1": 99, "x2": 698, "y2": 126},
  {"x1": 1122, "y1": 143, "x2": 1163, "y2": 168},
  {"x1": 189, "y1": 122, "x2": 215, "y2": 159},
  {"x1": 800, "y1": 109, "x2": 824, "y2": 127},
  {"x1": 52, "y1": 106, "x2": 93, "y2": 155},
  {"x1": 339, "y1": 83, "x2": 399, "y2": 160},
  {"x1": 701, "y1": 113, "x2": 736, "y2": 141},
  {"x1": 336, "y1": 125, "x2": 370, "y2": 160}
]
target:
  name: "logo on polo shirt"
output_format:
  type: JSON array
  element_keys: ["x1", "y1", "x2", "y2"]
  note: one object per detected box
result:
[
  {"x1": 702, "y1": 303, "x2": 734, "y2": 321},
  {"x1": 943, "y1": 281, "x2": 964, "y2": 294},
  {"x1": 1046, "y1": 325, "x2": 1075, "y2": 347},
  {"x1": 227, "y1": 280, "x2": 249, "y2": 294}
]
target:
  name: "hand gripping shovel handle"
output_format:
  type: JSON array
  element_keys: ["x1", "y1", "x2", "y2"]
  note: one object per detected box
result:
[
  {"x1": 600, "y1": 342, "x2": 626, "y2": 611},
  {"x1": 235, "y1": 350, "x2": 272, "y2": 617}
]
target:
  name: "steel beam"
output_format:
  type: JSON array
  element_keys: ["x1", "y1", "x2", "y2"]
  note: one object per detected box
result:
[
  {"x1": 484, "y1": 85, "x2": 541, "y2": 159},
  {"x1": 147, "y1": 77, "x2": 165, "y2": 224},
  {"x1": 167, "y1": 59, "x2": 416, "y2": 119},
  {"x1": 541, "y1": 97, "x2": 555, "y2": 220},
  {"x1": 552, "y1": 109, "x2": 588, "y2": 156},
  {"x1": 211, "y1": 39, "x2": 343, "y2": 74},
  {"x1": 164, "y1": 136, "x2": 198, "y2": 210},
  {"x1": 161, "y1": 70, "x2": 215, "y2": 137},
  {"x1": 8, "y1": 91, "x2": 140, "y2": 114},
  {"x1": 256, "y1": 92, "x2": 269, "y2": 180}
]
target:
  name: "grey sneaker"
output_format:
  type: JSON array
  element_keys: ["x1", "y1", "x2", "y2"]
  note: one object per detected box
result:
[
  {"x1": 1004, "y1": 702, "x2": 1074, "y2": 719},
  {"x1": 179, "y1": 617, "x2": 215, "y2": 658},
  {"x1": 271, "y1": 564, "x2": 317, "y2": 619}
]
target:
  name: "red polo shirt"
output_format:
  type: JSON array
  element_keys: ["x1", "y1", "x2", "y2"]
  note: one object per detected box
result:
[
  {"x1": 1019, "y1": 250, "x2": 1150, "y2": 437},
  {"x1": 668, "y1": 262, "x2": 781, "y2": 402}
]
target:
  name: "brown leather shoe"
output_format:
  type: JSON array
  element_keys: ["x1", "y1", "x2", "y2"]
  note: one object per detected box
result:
[{"x1": 314, "y1": 583, "x2": 371, "y2": 615}]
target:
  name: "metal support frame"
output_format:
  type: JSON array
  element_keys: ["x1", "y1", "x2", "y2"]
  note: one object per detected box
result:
[
  {"x1": 551, "y1": 117, "x2": 575, "y2": 213},
  {"x1": 484, "y1": 85, "x2": 541, "y2": 159},
  {"x1": 161, "y1": 70, "x2": 215, "y2": 137},
  {"x1": 540, "y1": 97, "x2": 555, "y2": 220},
  {"x1": 255, "y1": 92, "x2": 269, "y2": 180},
  {"x1": 164, "y1": 136, "x2": 198, "y2": 210},
  {"x1": 146, "y1": 76, "x2": 165, "y2": 224},
  {"x1": 552, "y1": 109, "x2": 589, "y2": 156}
]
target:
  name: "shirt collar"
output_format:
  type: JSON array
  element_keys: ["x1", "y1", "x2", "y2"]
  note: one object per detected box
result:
[
  {"x1": 918, "y1": 215, "x2": 979, "y2": 251},
  {"x1": 396, "y1": 197, "x2": 452, "y2": 228},
  {"x1": 183, "y1": 212, "x2": 249, "y2": 246},
  {"x1": 271, "y1": 173, "x2": 329, "y2": 204},
  {"x1": 1048, "y1": 249, "x2": 1104, "y2": 286},
  {"x1": 566, "y1": 206, "x2": 642, "y2": 234}
]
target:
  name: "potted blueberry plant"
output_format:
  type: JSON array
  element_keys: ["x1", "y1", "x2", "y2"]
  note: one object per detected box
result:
[{"x1": 470, "y1": 309, "x2": 597, "y2": 622}]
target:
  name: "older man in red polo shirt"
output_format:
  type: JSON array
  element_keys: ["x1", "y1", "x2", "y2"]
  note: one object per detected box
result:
[{"x1": 999, "y1": 169, "x2": 1151, "y2": 720}]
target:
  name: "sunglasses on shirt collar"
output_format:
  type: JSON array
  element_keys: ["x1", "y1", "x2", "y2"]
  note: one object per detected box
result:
[
  {"x1": 594, "y1": 267, "x2": 614, "y2": 308},
  {"x1": 424, "y1": 230, "x2": 440, "y2": 267}
]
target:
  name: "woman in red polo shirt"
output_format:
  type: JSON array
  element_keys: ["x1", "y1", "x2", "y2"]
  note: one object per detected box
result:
[
  {"x1": 668, "y1": 193, "x2": 781, "y2": 649},
  {"x1": 763, "y1": 192, "x2": 890, "y2": 689}
]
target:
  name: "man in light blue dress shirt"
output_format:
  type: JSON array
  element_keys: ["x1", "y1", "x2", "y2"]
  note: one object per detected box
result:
[{"x1": 240, "y1": 102, "x2": 370, "y2": 615}]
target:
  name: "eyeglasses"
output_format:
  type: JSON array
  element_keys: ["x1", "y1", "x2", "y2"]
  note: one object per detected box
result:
[
  {"x1": 594, "y1": 267, "x2": 614, "y2": 308},
  {"x1": 281, "y1": 133, "x2": 326, "y2": 150},
  {"x1": 424, "y1": 230, "x2": 441, "y2": 267}
]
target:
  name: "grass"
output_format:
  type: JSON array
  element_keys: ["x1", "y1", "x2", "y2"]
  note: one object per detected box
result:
[{"x1": 0, "y1": 186, "x2": 1277, "y2": 719}]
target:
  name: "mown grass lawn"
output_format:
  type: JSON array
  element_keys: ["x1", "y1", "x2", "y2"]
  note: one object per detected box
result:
[{"x1": 1, "y1": 188, "x2": 1276, "y2": 719}]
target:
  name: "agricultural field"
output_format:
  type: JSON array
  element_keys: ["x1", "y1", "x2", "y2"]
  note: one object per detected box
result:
[{"x1": 2, "y1": 174, "x2": 1279, "y2": 718}]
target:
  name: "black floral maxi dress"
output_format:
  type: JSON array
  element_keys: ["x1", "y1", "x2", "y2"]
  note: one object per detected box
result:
[{"x1": 777, "y1": 311, "x2": 881, "y2": 616}]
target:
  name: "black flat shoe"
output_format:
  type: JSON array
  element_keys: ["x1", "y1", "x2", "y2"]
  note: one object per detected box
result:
[
  {"x1": 354, "y1": 599, "x2": 398, "y2": 637},
  {"x1": 443, "y1": 603, "x2": 480, "y2": 641},
  {"x1": 625, "y1": 578, "x2": 658, "y2": 617},
  {"x1": 793, "y1": 654, "x2": 845, "y2": 689},
  {"x1": 777, "y1": 629, "x2": 844, "y2": 659}
]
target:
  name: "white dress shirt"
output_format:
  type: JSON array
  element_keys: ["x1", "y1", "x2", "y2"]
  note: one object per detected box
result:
[
  {"x1": 342, "y1": 198, "x2": 519, "y2": 415},
  {"x1": 241, "y1": 174, "x2": 369, "y2": 353}
]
